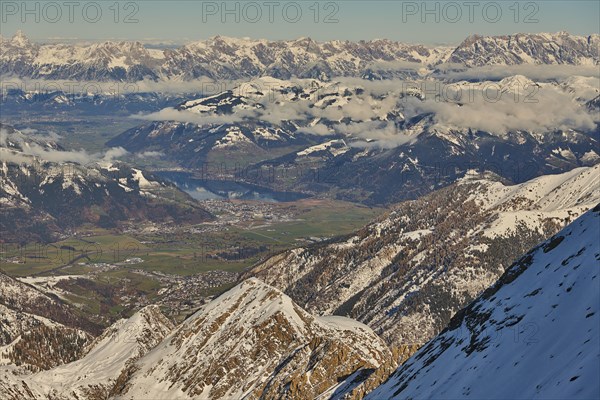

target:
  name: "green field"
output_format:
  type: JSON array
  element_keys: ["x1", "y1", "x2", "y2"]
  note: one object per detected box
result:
[{"x1": 1, "y1": 199, "x2": 382, "y2": 277}]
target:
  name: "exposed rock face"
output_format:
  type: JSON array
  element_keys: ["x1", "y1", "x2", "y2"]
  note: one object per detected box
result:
[
  {"x1": 116, "y1": 278, "x2": 394, "y2": 400},
  {"x1": 367, "y1": 206, "x2": 600, "y2": 399}
]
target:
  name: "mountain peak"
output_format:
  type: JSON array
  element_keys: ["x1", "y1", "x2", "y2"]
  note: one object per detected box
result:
[
  {"x1": 498, "y1": 74, "x2": 538, "y2": 91},
  {"x1": 114, "y1": 277, "x2": 394, "y2": 399},
  {"x1": 11, "y1": 30, "x2": 30, "y2": 46}
]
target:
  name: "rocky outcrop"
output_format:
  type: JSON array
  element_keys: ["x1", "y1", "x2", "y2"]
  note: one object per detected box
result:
[{"x1": 116, "y1": 278, "x2": 394, "y2": 399}]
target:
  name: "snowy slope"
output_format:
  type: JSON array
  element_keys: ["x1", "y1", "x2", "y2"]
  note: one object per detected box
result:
[
  {"x1": 249, "y1": 165, "x2": 600, "y2": 352},
  {"x1": 0, "y1": 304, "x2": 91, "y2": 371},
  {"x1": 0, "y1": 32, "x2": 443, "y2": 81},
  {"x1": 0, "y1": 271, "x2": 98, "y2": 335},
  {"x1": 462, "y1": 165, "x2": 600, "y2": 238},
  {"x1": 448, "y1": 32, "x2": 599, "y2": 67},
  {"x1": 367, "y1": 205, "x2": 600, "y2": 400},
  {"x1": 0, "y1": 305, "x2": 174, "y2": 399},
  {"x1": 0, "y1": 271, "x2": 97, "y2": 372},
  {"x1": 36, "y1": 305, "x2": 173, "y2": 398},
  {"x1": 0, "y1": 279, "x2": 394, "y2": 400}
]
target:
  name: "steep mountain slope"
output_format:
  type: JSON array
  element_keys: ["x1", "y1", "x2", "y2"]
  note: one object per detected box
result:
[
  {"x1": 271, "y1": 128, "x2": 599, "y2": 205},
  {"x1": 0, "y1": 305, "x2": 174, "y2": 400},
  {"x1": 0, "y1": 304, "x2": 91, "y2": 372},
  {"x1": 1, "y1": 32, "x2": 597, "y2": 82},
  {"x1": 115, "y1": 278, "x2": 394, "y2": 400},
  {"x1": 0, "y1": 272, "x2": 97, "y2": 371},
  {"x1": 36, "y1": 305, "x2": 174, "y2": 399},
  {"x1": 0, "y1": 124, "x2": 212, "y2": 242},
  {"x1": 0, "y1": 271, "x2": 99, "y2": 334},
  {"x1": 366, "y1": 206, "x2": 600, "y2": 400},
  {"x1": 248, "y1": 165, "x2": 600, "y2": 354}
]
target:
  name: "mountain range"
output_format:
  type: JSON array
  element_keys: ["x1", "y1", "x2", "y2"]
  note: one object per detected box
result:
[
  {"x1": 107, "y1": 75, "x2": 600, "y2": 205},
  {"x1": 1, "y1": 28, "x2": 600, "y2": 400},
  {"x1": 1, "y1": 31, "x2": 598, "y2": 81},
  {"x1": 1, "y1": 204, "x2": 598, "y2": 399},
  {"x1": 0, "y1": 124, "x2": 213, "y2": 242},
  {"x1": 0, "y1": 279, "x2": 395, "y2": 399}
]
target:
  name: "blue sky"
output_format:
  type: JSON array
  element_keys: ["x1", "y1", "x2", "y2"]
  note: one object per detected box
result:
[{"x1": 1, "y1": 1, "x2": 598, "y2": 45}]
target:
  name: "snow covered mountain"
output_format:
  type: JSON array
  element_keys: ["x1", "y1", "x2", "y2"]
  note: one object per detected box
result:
[
  {"x1": 0, "y1": 279, "x2": 395, "y2": 400},
  {"x1": 448, "y1": 32, "x2": 599, "y2": 67},
  {"x1": 366, "y1": 205, "x2": 600, "y2": 399},
  {"x1": 0, "y1": 31, "x2": 163, "y2": 82},
  {"x1": 106, "y1": 77, "x2": 370, "y2": 167},
  {"x1": 0, "y1": 271, "x2": 99, "y2": 335},
  {"x1": 0, "y1": 303, "x2": 91, "y2": 372},
  {"x1": 1, "y1": 31, "x2": 597, "y2": 82},
  {"x1": 108, "y1": 74, "x2": 599, "y2": 205},
  {"x1": 254, "y1": 74, "x2": 599, "y2": 204},
  {"x1": 0, "y1": 89, "x2": 193, "y2": 116},
  {"x1": 0, "y1": 31, "x2": 440, "y2": 81},
  {"x1": 0, "y1": 124, "x2": 212, "y2": 242},
  {"x1": 247, "y1": 165, "x2": 600, "y2": 355},
  {"x1": 0, "y1": 305, "x2": 174, "y2": 399}
]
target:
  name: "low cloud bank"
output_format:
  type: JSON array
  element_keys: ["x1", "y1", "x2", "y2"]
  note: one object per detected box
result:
[
  {"x1": 0, "y1": 127, "x2": 130, "y2": 165},
  {"x1": 130, "y1": 75, "x2": 597, "y2": 148},
  {"x1": 436, "y1": 64, "x2": 600, "y2": 82}
]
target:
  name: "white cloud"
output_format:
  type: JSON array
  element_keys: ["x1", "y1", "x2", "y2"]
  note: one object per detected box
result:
[
  {"x1": 102, "y1": 147, "x2": 129, "y2": 161},
  {"x1": 135, "y1": 151, "x2": 164, "y2": 158},
  {"x1": 129, "y1": 75, "x2": 598, "y2": 148},
  {"x1": 436, "y1": 64, "x2": 600, "y2": 82},
  {"x1": 133, "y1": 107, "x2": 246, "y2": 125},
  {"x1": 403, "y1": 85, "x2": 597, "y2": 134},
  {"x1": 338, "y1": 121, "x2": 415, "y2": 149},
  {"x1": 0, "y1": 128, "x2": 130, "y2": 165}
]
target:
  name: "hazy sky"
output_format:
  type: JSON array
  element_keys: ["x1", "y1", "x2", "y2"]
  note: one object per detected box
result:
[{"x1": 1, "y1": 1, "x2": 598, "y2": 45}]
